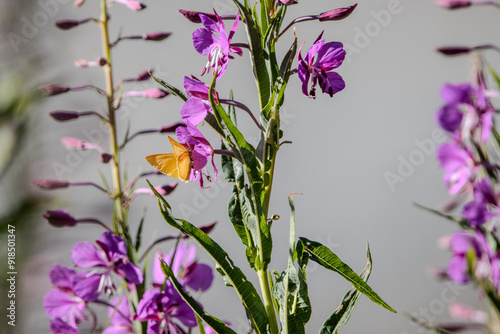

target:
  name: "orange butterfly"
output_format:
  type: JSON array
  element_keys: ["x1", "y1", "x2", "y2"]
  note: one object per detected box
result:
[{"x1": 145, "y1": 136, "x2": 192, "y2": 182}]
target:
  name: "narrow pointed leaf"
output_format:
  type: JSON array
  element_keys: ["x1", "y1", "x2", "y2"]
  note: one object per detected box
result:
[
  {"x1": 147, "y1": 181, "x2": 270, "y2": 334},
  {"x1": 299, "y1": 237, "x2": 395, "y2": 313},
  {"x1": 151, "y1": 74, "x2": 188, "y2": 102},
  {"x1": 320, "y1": 244, "x2": 373, "y2": 334}
]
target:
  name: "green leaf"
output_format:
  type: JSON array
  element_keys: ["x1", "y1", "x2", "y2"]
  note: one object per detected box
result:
[
  {"x1": 279, "y1": 38, "x2": 297, "y2": 86},
  {"x1": 319, "y1": 244, "x2": 373, "y2": 334},
  {"x1": 299, "y1": 237, "x2": 395, "y2": 313},
  {"x1": 134, "y1": 209, "x2": 147, "y2": 252},
  {"x1": 150, "y1": 74, "x2": 188, "y2": 102},
  {"x1": 488, "y1": 64, "x2": 500, "y2": 91},
  {"x1": 159, "y1": 258, "x2": 236, "y2": 334},
  {"x1": 147, "y1": 181, "x2": 270, "y2": 334}
]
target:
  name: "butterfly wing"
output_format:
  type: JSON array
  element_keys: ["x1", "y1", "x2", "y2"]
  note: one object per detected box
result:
[
  {"x1": 145, "y1": 137, "x2": 192, "y2": 182},
  {"x1": 145, "y1": 153, "x2": 181, "y2": 179}
]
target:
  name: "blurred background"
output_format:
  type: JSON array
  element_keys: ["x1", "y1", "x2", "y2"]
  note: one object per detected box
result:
[{"x1": 1, "y1": 0, "x2": 499, "y2": 333}]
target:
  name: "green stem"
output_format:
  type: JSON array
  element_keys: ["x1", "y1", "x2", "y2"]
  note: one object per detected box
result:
[
  {"x1": 258, "y1": 269, "x2": 279, "y2": 334},
  {"x1": 99, "y1": 2, "x2": 143, "y2": 334}
]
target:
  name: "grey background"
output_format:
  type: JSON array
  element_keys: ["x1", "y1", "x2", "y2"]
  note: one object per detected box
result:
[{"x1": 3, "y1": 0, "x2": 500, "y2": 333}]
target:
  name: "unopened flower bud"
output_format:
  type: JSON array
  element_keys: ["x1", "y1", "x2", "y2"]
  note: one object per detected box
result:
[
  {"x1": 124, "y1": 69, "x2": 152, "y2": 82},
  {"x1": 319, "y1": 4, "x2": 357, "y2": 21},
  {"x1": 437, "y1": 46, "x2": 471, "y2": 55},
  {"x1": 100, "y1": 153, "x2": 112, "y2": 163},
  {"x1": 178, "y1": 9, "x2": 218, "y2": 23},
  {"x1": 55, "y1": 19, "x2": 81, "y2": 30},
  {"x1": 33, "y1": 179, "x2": 70, "y2": 190},
  {"x1": 43, "y1": 210, "x2": 77, "y2": 227},
  {"x1": 142, "y1": 32, "x2": 172, "y2": 41},
  {"x1": 74, "y1": 0, "x2": 85, "y2": 6},
  {"x1": 40, "y1": 84, "x2": 70, "y2": 96},
  {"x1": 157, "y1": 183, "x2": 178, "y2": 196},
  {"x1": 49, "y1": 110, "x2": 80, "y2": 121},
  {"x1": 126, "y1": 1, "x2": 146, "y2": 11},
  {"x1": 199, "y1": 221, "x2": 217, "y2": 234},
  {"x1": 75, "y1": 57, "x2": 107, "y2": 68},
  {"x1": 435, "y1": 0, "x2": 471, "y2": 9},
  {"x1": 160, "y1": 122, "x2": 185, "y2": 133},
  {"x1": 278, "y1": 0, "x2": 298, "y2": 5},
  {"x1": 61, "y1": 137, "x2": 103, "y2": 152},
  {"x1": 143, "y1": 88, "x2": 169, "y2": 99}
]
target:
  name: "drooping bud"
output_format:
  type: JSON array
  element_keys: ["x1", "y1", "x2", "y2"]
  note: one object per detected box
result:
[
  {"x1": 55, "y1": 19, "x2": 81, "y2": 30},
  {"x1": 33, "y1": 179, "x2": 70, "y2": 190},
  {"x1": 437, "y1": 46, "x2": 472, "y2": 55},
  {"x1": 123, "y1": 69, "x2": 153, "y2": 82},
  {"x1": 142, "y1": 32, "x2": 172, "y2": 41},
  {"x1": 43, "y1": 210, "x2": 77, "y2": 227},
  {"x1": 435, "y1": 0, "x2": 472, "y2": 9},
  {"x1": 39, "y1": 84, "x2": 70, "y2": 96},
  {"x1": 319, "y1": 4, "x2": 357, "y2": 21},
  {"x1": 178, "y1": 9, "x2": 237, "y2": 23},
  {"x1": 157, "y1": 183, "x2": 178, "y2": 196},
  {"x1": 160, "y1": 122, "x2": 185, "y2": 133},
  {"x1": 125, "y1": 0, "x2": 146, "y2": 11},
  {"x1": 49, "y1": 110, "x2": 80, "y2": 121}
]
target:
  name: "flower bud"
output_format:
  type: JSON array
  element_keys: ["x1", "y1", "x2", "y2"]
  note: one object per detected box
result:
[
  {"x1": 157, "y1": 183, "x2": 178, "y2": 196},
  {"x1": 142, "y1": 32, "x2": 172, "y2": 41},
  {"x1": 199, "y1": 221, "x2": 217, "y2": 234},
  {"x1": 143, "y1": 88, "x2": 169, "y2": 99},
  {"x1": 435, "y1": 0, "x2": 471, "y2": 9},
  {"x1": 278, "y1": 0, "x2": 298, "y2": 5},
  {"x1": 43, "y1": 210, "x2": 77, "y2": 227},
  {"x1": 33, "y1": 179, "x2": 70, "y2": 190},
  {"x1": 74, "y1": 0, "x2": 85, "y2": 6},
  {"x1": 437, "y1": 46, "x2": 471, "y2": 56},
  {"x1": 178, "y1": 9, "x2": 218, "y2": 23},
  {"x1": 126, "y1": 1, "x2": 146, "y2": 11},
  {"x1": 55, "y1": 19, "x2": 81, "y2": 30},
  {"x1": 160, "y1": 122, "x2": 185, "y2": 133},
  {"x1": 124, "y1": 69, "x2": 152, "y2": 82},
  {"x1": 100, "y1": 153, "x2": 112, "y2": 163},
  {"x1": 319, "y1": 4, "x2": 357, "y2": 21},
  {"x1": 49, "y1": 110, "x2": 80, "y2": 121},
  {"x1": 40, "y1": 84, "x2": 70, "y2": 96}
]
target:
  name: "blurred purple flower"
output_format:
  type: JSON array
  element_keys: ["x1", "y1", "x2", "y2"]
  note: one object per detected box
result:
[
  {"x1": 153, "y1": 242, "x2": 213, "y2": 292},
  {"x1": 298, "y1": 32, "x2": 346, "y2": 98},
  {"x1": 43, "y1": 265, "x2": 88, "y2": 329},
  {"x1": 133, "y1": 287, "x2": 197, "y2": 333},
  {"x1": 49, "y1": 318, "x2": 80, "y2": 334},
  {"x1": 462, "y1": 179, "x2": 499, "y2": 227},
  {"x1": 437, "y1": 142, "x2": 475, "y2": 195},
  {"x1": 102, "y1": 295, "x2": 134, "y2": 334},
  {"x1": 71, "y1": 231, "x2": 143, "y2": 301},
  {"x1": 192, "y1": 10, "x2": 242, "y2": 80}
]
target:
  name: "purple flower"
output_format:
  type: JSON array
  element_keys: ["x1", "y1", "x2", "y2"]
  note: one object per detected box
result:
[
  {"x1": 462, "y1": 179, "x2": 499, "y2": 227},
  {"x1": 103, "y1": 295, "x2": 134, "y2": 334},
  {"x1": 49, "y1": 318, "x2": 80, "y2": 334},
  {"x1": 176, "y1": 121, "x2": 218, "y2": 188},
  {"x1": 43, "y1": 265, "x2": 88, "y2": 329},
  {"x1": 436, "y1": 82, "x2": 494, "y2": 143},
  {"x1": 180, "y1": 76, "x2": 213, "y2": 125},
  {"x1": 192, "y1": 11, "x2": 242, "y2": 80},
  {"x1": 133, "y1": 287, "x2": 197, "y2": 334},
  {"x1": 437, "y1": 142, "x2": 475, "y2": 195},
  {"x1": 298, "y1": 32, "x2": 346, "y2": 98},
  {"x1": 153, "y1": 242, "x2": 213, "y2": 292},
  {"x1": 71, "y1": 231, "x2": 143, "y2": 301}
]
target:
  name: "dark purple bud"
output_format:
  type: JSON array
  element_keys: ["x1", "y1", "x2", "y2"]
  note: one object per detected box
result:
[
  {"x1": 55, "y1": 19, "x2": 81, "y2": 30},
  {"x1": 124, "y1": 69, "x2": 152, "y2": 82},
  {"x1": 126, "y1": 1, "x2": 146, "y2": 11},
  {"x1": 43, "y1": 210, "x2": 77, "y2": 227},
  {"x1": 40, "y1": 84, "x2": 70, "y2": 96},
  {"x1": 435, "y1": 0, "x2": 472, "y2": 9},
  {"x1": 97, "y1": 57, "x2": 107, "y2": 66},
  {"x1": 178, "y1": 9, "x2": 218, "y2": 23},
  {"x1": 160, "y1": 122, "x2": 185, "y2": 133},
  {"x1": 158, "y1": 183, "x2": 178, "y2": 196},
  {"x1": 33, "y1": 179, "x2": 70, "y2": 190},
  {"x1": 199, "y1": 221, "x2": 217, "y2": 234},
  {"x1": 437, "y1": 46, "x2": 472, "y2": 55},
  {"x1": 100, "y1": 153, "x2": 112, "y2": 163},
  {"x1": 49, "y1": 110, "x2": 80, "y2": 121},
  {"x1": 142, "y1": 32, "x2": 171, "y2": 41},
  {"x1": 319, "y1": 4, "x2": 357, "y2": 21}
]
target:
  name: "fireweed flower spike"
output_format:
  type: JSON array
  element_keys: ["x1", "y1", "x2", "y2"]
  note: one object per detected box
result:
[
  {"x1": 192, "y1": 11, "x2": 242, "y2": 80},
  {"x1": 71, "y1": 231, "x2": 143, "y2": 301},
  {"x1": 298, "y1": 32, "x2": 346, "y2": 98}
]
